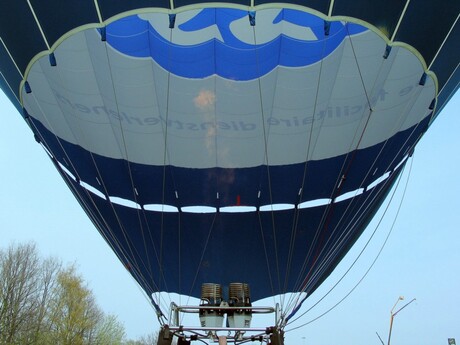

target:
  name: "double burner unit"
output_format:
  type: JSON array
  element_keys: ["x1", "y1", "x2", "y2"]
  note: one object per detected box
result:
[
  {"x1": 160, "y1": 283, "x2": 283, "y2": 344},
  {"x1": 199, "y1": 283, "x2": 253, "y2": 331}
]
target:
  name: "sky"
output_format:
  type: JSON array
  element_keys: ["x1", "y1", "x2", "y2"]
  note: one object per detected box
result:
[{"x1": 0, "y1": 87, "x2": 459, "y2": 345}]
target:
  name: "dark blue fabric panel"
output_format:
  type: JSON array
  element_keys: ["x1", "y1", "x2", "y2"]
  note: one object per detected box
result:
[
  {"x1": 254, "y1": 0, "x2": 329, "y2": 13},
  {"x1": 258, "y1": 164, "x2": 305, "y2": 205},
  {"x1": 0, "y1": 2, "x2": 47, "y2": 73},
  {"x1": 72, "y1": 170, "x2": 396, "y2": 301},
  {"x1": 92, "y1": 155, "x2": 137, "y2": 200},
  {"x1": 171, "y1": 166, "x2": 266, "y2": 207},
  {"x1": 170, "y1": 167, "x2": 219, "y2": 207},
  {"x1": 430, "y1": 18, "x2": 460, "y2": 117},
  {"x1": 395, "y1": 0, "x2": 460, "y2": 67},
  {"x1": 173, "y1": 0, "x2": 249, "y2": 9},
  {"x1": 32, "y1": 0, "x2": 99, "y2": 48},
  {"x1": 138, "y1": 209, "x2": 209, "y2": 296},
  {"x1": 339, "y1": 143, "x2": 384, "y2": 193},
  {"x1": 98, "y1": 0, "x2": 171, "y2": 20},
  {"x1": 130, "y1": 164, "x2": 177, "y2": 206},
  {"x1": 332, "y1": 0, "x2": 405, "y2": 39},
  {"x1": 215, "y1": 167, "x2": 263, "y2": 207},
  {"x1": 300, "y1": 156, "x2": 346, "y2": 201},
  {"x1": 176, "y1": 210, "x2": 289, "y2": 298},
  {"x1": 56, "y1": 140, "x2": 103, "y2": 191}
]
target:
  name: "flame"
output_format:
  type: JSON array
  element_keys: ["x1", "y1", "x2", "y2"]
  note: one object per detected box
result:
[{"x1": 194, "y1": 89, "x2": 215, "y2": 110}]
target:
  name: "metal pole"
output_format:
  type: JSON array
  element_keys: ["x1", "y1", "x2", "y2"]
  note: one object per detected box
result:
[
  {"x1": 387, "y1": 314, "x2": 394, "y2": 345},
  {"x1": 387, "y1": 296, "x2": 403, "y2": 345}
]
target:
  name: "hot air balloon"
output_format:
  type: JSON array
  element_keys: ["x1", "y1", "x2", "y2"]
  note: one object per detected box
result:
[{"x1": 0, "y1": 1, "x2": 458, "y2": 344}]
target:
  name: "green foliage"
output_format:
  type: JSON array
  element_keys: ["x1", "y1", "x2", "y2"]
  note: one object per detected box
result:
[
  {"x1": 94, "y1": 314, "x2": 126, "y2": 345},
  {"x1": 46, "y1": 266, "x2": 104, "y2": 344}
]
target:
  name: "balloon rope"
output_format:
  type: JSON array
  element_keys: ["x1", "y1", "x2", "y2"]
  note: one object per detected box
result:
[
  {"x1": 283, "y1": 20, "x2": 333, "y2": 311},
  {"x1": 26, "y1": 0, "x2": 51, "y2": 50},
  {"x1": 102, "y1": 29, "x2": 170, "y2": 302},
  {"x1": 285, "y1": 22, "x2": 374, "y2": 309},
  {"x1": 429, "y1": 13, "x2": 459, "y2": 70},
  {"x1": 187, "y1": 214, "x2": 219, "y2": 298},
  {"x1": 256, "y1": 211, "x2": 276, "y2": 304},
  {"x1": 0, "y1": 38, "x2": 24, "y2": 79},
  {"x1": 158, "y1": 20, "x2": 174, "y2": 299},
  {"x1": 101, "y1": 34, "x2": 174, "y2": 312},
  {"x1": 290, "y1": 22, "x2": 382, "y2": 296},
  {"x1": 295, "y1": 17, "x2": 391, "y2": 296},
  {"x1": 389, "y1": 0, "x2": 411, "y2": 42},
  {"x1": 251, "y1": 18, "x2": 282, "y2": 303}
]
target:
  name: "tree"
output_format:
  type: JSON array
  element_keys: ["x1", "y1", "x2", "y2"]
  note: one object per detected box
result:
[
  {"x1": 124, "y1": 332, "x2": 159, "y2": 345},
  {"x1": 0, "y1": 242, "x2": 126, "y2": 345},
  {"x1": 0, "y1": 243, "x2": 61, "y2": 345},
  {"x1": 94, "y1": 314, "x2": 126, "y2": 345},
  {"x1": 46, "y1": 266, "x2": 105, "y2": 344}
]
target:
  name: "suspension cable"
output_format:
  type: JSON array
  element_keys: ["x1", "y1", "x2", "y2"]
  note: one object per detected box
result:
[
  {"x1": 283, "y1": 20, "x2": 428, "y2": 319},
  {"x1": 287, "y1": 21, "x2": 378, "y2": 308},
  {"x1": 286, "y1": 156, "x2": 414, "y2": 330}
]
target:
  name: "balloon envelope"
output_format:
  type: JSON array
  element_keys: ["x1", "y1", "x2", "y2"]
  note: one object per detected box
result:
[{"x1": 0, "y1": 0, "x2": 458, "y2": 316}]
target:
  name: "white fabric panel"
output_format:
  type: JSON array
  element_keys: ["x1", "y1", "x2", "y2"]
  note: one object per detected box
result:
[{"x1": 22, "y1": 9, "x2": 435, "y2": 169}]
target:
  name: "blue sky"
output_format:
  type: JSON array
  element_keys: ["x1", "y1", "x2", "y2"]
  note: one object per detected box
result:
[{"x1": 0, "y1": 89, "x2": 458, "y2": 344}]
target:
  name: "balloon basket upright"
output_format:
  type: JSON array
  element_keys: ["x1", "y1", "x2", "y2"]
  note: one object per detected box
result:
[{"x1": 156, "y1": 283, "x2": 284, "y2": 344}]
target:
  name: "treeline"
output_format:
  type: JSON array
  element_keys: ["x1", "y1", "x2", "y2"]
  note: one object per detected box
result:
[{"x1": 0, "y1": 243, "x2": 157, "y2": 345}]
